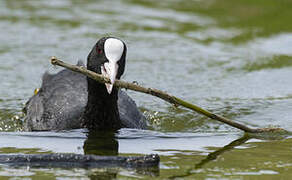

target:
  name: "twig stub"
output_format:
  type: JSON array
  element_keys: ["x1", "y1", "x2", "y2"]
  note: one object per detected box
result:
[{"x1": 50, "y1": 56, "x2": 58, "y2": 65}]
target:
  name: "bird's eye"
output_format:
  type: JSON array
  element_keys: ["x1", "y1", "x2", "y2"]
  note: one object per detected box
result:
[{"x1": 97, "y1": 48, "x2": 103, "y2": 54}]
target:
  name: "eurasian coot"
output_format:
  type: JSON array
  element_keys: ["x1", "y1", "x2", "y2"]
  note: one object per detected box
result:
[{"x1": 24, "y1": 37, "x2": 147, "y2": 131}]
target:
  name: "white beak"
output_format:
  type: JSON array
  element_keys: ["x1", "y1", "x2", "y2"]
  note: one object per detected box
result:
[
  {"x1": 101, "y1": 62, "x2": 118, "y2": 94},
  {"x1": 102, "y1": 38, "x2": 124, "y2": 94}
]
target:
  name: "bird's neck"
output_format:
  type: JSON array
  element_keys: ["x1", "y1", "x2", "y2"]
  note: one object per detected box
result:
[{"x1": 82, "y1": 78, "x2": 121, "y2": 131}]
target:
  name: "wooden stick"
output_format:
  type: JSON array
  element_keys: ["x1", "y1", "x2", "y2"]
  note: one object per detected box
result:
[{"x1": 50, "y1": 57, "x2": 287, "y2": 134}]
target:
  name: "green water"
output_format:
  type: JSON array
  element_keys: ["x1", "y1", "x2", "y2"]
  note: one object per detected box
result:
[{"x1": 0, "y1": 0, "x2": 292, "y2": 179}]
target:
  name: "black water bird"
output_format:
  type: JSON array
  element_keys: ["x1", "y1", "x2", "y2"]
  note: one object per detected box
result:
[{"x1": 24, "y1": 37, "x2": 147, "y2": 131}]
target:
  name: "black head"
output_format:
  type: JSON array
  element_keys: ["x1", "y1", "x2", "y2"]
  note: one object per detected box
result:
[{"x1": 87, "y1": 37, "x2": 127, "y2": 93}]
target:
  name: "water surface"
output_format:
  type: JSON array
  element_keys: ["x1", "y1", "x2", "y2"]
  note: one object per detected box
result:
[{"x1": 0, "y1": 0, "x2": 292, "y2": 179}]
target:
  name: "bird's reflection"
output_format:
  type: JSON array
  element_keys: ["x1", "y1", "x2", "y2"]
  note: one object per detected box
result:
[
  {"x1": 83, "y1": 130, "x2": 118, "y2": 156},
  {"x1": 88, "y1": 169, "x2": 118, "y2": 180},
  {"x1": 83, "y1": 130, "x2": 159, "y2": 179}
]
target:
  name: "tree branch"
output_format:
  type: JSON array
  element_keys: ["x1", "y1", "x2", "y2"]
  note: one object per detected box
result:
[{"x1": 50, "y1": 57, "x2": 287, "y2": 134}]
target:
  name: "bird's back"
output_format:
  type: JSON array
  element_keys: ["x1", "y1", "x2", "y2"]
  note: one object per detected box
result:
[
  {"x1": 24, "y1": 61, "x2": 146, "y2": 131},
  {"x1": 24, "y1": 61, "x2": 87, "y2": 131}
]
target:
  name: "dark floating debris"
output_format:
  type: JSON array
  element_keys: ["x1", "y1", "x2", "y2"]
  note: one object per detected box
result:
[{"x1": 0, "y1": 153, "x2": 160, "y2": 168}]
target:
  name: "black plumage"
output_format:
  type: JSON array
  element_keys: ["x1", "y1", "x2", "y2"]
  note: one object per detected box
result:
[{"x1": 24, "y1": 37, "x2": 147, "y2": 131}]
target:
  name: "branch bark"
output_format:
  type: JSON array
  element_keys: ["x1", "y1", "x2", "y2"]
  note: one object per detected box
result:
[{"x1": 50, "y1": 57, "x2": 287, "y2": 134}]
